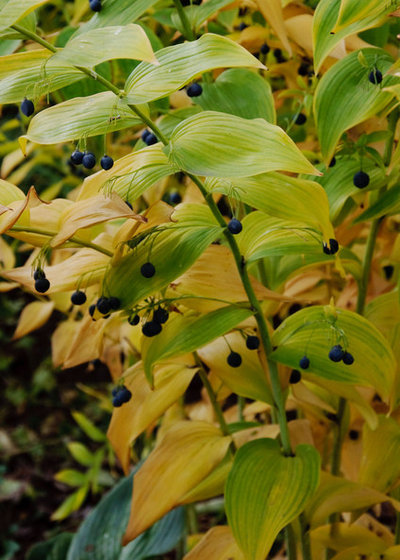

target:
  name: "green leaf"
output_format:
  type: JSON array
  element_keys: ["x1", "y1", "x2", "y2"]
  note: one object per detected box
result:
[
  {"x1": 225, "y1": 439, "x2": 320, "y2": 560},
  {"x1": 164, "y1": 111, "x2": 319, "y2": 177},
  {"x1": 314, "y1": 48, "x2": 397, "y2": 163},
  {"x1": 236, "y1": 211, "x2": 323, "y2": 262},
  {"x1": 27, "y1": 533, "x2": 73, "y2": 560},
  {"x1": 55, "y1": 469, "x2": 87, "y2": 487},
  {"x1": 271, "y1": 305, "x2": 396, "y2": 403},
  {"x1": 158, "y1": 106, "x2": 202, "y2": 138},
  {"x1": 142, "y1": 305, "x2": 253, "y2": 384},
  {"x1": 0, "y1": 0, "x2": 49, "y2": 32},
  {"x1": 171, "y1": 0, "x2": 234, "y2": 33},
  {"x1": 72, "y1": 411, "x2": 106, "y2": 442},
  {"x1": 0, "y1": 49, "x2": 83, "y2": 104},
  {"x1": 23, "y1": 91, "x2": 142, "y2": 144},
  {"x1": 106, "y1": 204, "x2": 221, "y2": 309},
  {"x1": 334, "y1": 0, "x2": 396, "y2": 32},
  {"x1": 354, "y1": 183, "x2": 400, "y2": 223},
  {"x1": 67, "y1": 441, "x2": 94, "y2": 467},
  {"x1": 125, "y1": 33, "x2": 264, "y2": 104},
  {"x1": 52, "y1": 485, "x2": 89, "y2": 521},
  {"x1": 76, "y1": 0, "x2": 160, "y2": 34},
  {"x1": 53, "y1": 24, "x2": 157, "y2": 69},
  {"x1": 195, "y1": 68, "x2": 275, "y2": 123}
]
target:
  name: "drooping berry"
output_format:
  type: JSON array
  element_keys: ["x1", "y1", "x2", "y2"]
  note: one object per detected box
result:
[
  {"x1": 169, "y1": 192, "x2": 182, "y2": 204},
  {"x1": 33, "y1": 269, "x2": 45, "y2": 280},
  {"x1": 349, "y1": 429, "x2": 359, "y2": 440},
  {"x1": 128, "y1": 314, "x2": 140, "y2": 326},
  {"x1": 383, "y1": 265, "x2": 394, "y2": 280},
  {"x1": 141, "y1": 262, "x2": 156, "y2": 278},
  {"x1": 323, "y1": 243, "x2": 331, "y2": 255},
  {"x1": 144, "y1": 132, "x2": 157, "y2": 146},
  {"x1": 342, "y1": 351, "x2": 354, "y2": 365},
  {"x1": 299, "y1": 355, "x2": 310, "y2": 369},
  {"x1": 108, "y1": 297, "x2": 120, "y2": 311},
  {"x1": 112, "y1": 385, "x2": 132, "y2": 407},
  {"x1": 21, "y1": 98, "x2": 34, "y2": 117},
  {"x1": 329, "y1": 157, "x2": 336, "y2": 168},
  {"x1": 295, "y1": 113, "x2": 307, "y2": 125},
  {"x1": 353, "y1": 171, "x2": 370, "y2": 189},
  {"x1": 228, "y1": 218, "x2": 242, "y2": 235},
  {"x1": 153, "y1": 307, "x2": 169, "y2": 324},
  {"x1": 260, "y1": 43, "x2": 270, "y2": 55},
  {"x1": 246, "y1": 335, "x2": 260, "y2": 350},
  {"x1": 142, "y1": 321, "x2": 162, "y2": 337},
  {"x1": 71, "y1": 150, "x2": 84, "y2": 165},
  {"x1": 329, "y1": 238, "x2": 339, "y2": 255},
  {"x1": 186, "y1": 83, "x2": 203, "y2": 97},
  {"x1": 82, "y1": 152, "x2": 96, "y2": 169},
  {"x1": 141, "y1": 129, "x2": 151, "y2": 142},
  {"x1": 71, "y1": 290, "x2": 87, "y2": 305},
  {"x1": 35, "y1": 277, "x2": 50, "y2": 293},
  {"x1": 289, "y1": 369, "x2": 302, "y2": 384},
  {"x1": 227, "y1": 351, "x2": 242, "y2": 368},
  {"x1": 298, "y1": 62, "x2": 309, "y2": 76},
  {"x1": 101, "y1": 155, "x2": 114, "y2": 170},
  {"x1": 89, "y1": 304, "x2": 96, "y2": 317},
  {"x1": 97, "y1": 297, "x2": 111, "y2": 315},
  {"x1": 368, "y1": 68, "x2": 383, "y2": 85},
  {"x1": 89, "y1": 0, "x2": 102, "y2": 12},
  {"x1": 328, "y1": 344, "x2": 344, "y2": 362}
]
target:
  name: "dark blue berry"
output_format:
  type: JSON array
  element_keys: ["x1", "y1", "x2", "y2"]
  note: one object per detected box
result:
[
  {"x1": 144, "y1": 133, "x2": 157, "y2": 146},
  {"x1": 141, "y1": 262, "x2": 155, "y2": 278},
  {"x1": 89, "y1": 0, "x2": 102, "y2": 12},
  {"x1": 71, "y1": 290, "x2": 86, "y2": 305},
  {"x1": 329, "y1": 157, "x2": 336, "y2": 168},
  {"x1": 128, "y1": 314, "x2": 140, "y2": 326},
  {"x1": 246, "y1": 336, "x2": 260, "y2": 350},
  {"x1": 329, "y1": 344, "x2": 344, "y2": 362},
  {"x1": 101, "y1": 155, "x2": 114, "y2": 170},
  {"x1": 125, "y1": 200, "x2": 133, "y2": 209},
  {"x1": 109, "y1": 297, "x2": 120, "y2": 310},
  {"x1": 227, "y1": 351, "x2": 242, "y2": 367},
  {"x1": 21, "y1": 98, "x2": 34, "y2": 117},
  {"x1": 35, "y1": 277, "x2": 50, "y2": 293},
  {"x1": 323, "y1": 243, "x2": 331, "y2": 255},
  {"x1": 114, "y1": 385, "x2": 132, "y2": 404},
  {"x1": 142, "y1": 321, "x2": 162, "y2": 337},
  {"x1": 342, "y1": 352, "x2": 354, "y2": 365},
  {"x1": 33, "y1": 269, "x2": 45, "y2": 280},
  {"x1": 260, "y1": 43, "x2": 270, "y2": 55},
  {"x1": 71, "y1": 150, "x2": 84, "y2": 165},
  {"x1": 329, "y1": 239, "x2": 339, "y2": 254},
  {"x1": 186, "y1": 83, "x2": 203, "y2": 97},
  {"x1": 82, "y1": 152, "x2": 96, "y2": 169},
  {"x1": 299, "y1": 356, "x2": 310, "y2": 369},
  {"x1": 111, "y1": 386, "x2": 119, "y2": 397},
  {"x1": 89, "y1": 304, "x2": 96, "y2": 317},
  {"x1": 228, "y1": 218, "x2": 242, "y2": 235},
  {"x1": 298, "y1": 63, "x2": 309, "y2": 76},
  {"x1": 141, "y1": 130, "x2": 151, "y2": 142},
  {"x1": 289, "y1": 369, "x2": 302, "y2": 384},
  {"x1": 153, "y1": 307, "x2": 169, "y2": 324},
  {"x1": 97, "y1": 297, "x2": 111, "y2": 315},
  {"x1": 383, "y1": 265, "x2": 394, "y2": 280},
  {"x1": 368, "y1": 69, "x2": 382, "y2": 84},
  {"x1": 353, "y1": 171, "x2": 370, "y2": 189},
  {"x1": 295, "y1": 113, "x2": 307, "y2": 125},
  {"x1": 169, "y1": 192, "x2": 182, "y2": 204}
]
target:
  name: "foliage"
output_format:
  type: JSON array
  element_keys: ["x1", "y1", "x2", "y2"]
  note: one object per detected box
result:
[{"x1": 1, "y1": 0, "x2": 400, "y2": 559}]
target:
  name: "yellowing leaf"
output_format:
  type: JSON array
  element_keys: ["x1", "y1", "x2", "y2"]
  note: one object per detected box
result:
[
  {"x1": 122, "y1": 421, "x2": 231, "y2": 543},
  {"x1": 107, "y1": 362, "x2": 197, "y2": 473},
  {"x1": 13, "y1": 300, "x2": 54, "y2": 339},
  {"x1": 0, "y1": 0, "x2": 50, "y2": 31},
  {"x1": 310, "y1": 523, "x2": 387, "y2": 554},
  {"x1": 255, "y1": 0, "x2": 291, "y2": 56},
  {"x1": 180, "y1": 452, "x2": 233, "y2": 505},
  {"x1": 226, "y1": 439, "x2": 320, "y2": 560},
  {"x1": 184, "y1": 526, "x2": 245, "y2": 560},
  {"x1": 63, "y1": 315, "x2": 107, "y2": 369},
  {"x1": 0, "y1": 186, "x2": 43, "y2": 235},
  {"x1": 334, "y1": 0, "x2": 395, "y2": 32}
]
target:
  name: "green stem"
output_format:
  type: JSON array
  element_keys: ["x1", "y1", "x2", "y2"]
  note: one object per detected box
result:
[
  {"x1": 238, "y1": 395, "x2": 245, "y2": 422},
  {"x1": 355, "y1": 218, "x2": 381, "y2": 315},
  {"x1": 285, "y1": 524, "x2": 298, "y2": 560},
  {"x1": 128, "y1": 103, "x2": 169, "y2": 145},
  {"x1": 11, "y1": 24, "x2": 57, "y2": 52},
  {"x1": 299, "y1": 513, "x2": 312, "y2": 560},
  {"x1": 172, "y1": 0, "x2": 195, "y2": 40}
]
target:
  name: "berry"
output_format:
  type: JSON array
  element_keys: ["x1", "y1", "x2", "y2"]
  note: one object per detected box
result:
[
  {"x1": 153, "y1": 307, "x2": 169, "y2": 324},
  {"x1": 97, "y1": 297, "x2": 111, "y2": 315},
  {"x1": 353, "y1": 171, "x2": 370, "y2": 189},
  {"x1": 82, "y1": 152, "x2": 96, "y2": 169},
  {"x1": 142, "y1": 321, "x2": 162, "y2": 337},
  {"x1": 368, "y1": 68, "x2": 382, "y2": 85},
  {"x1": 71, "y1": 150, "x2": 84, "y2": 165},
  {"x1": 298, "y1": 63, "x2": 309, "y2": 76},
  {"x1": 141, "y1": 130, "x2": 151, "y2": 142},
  {"x1": 273, "y1": 48, "x2": 285, "y2": 63},
  {"x1": 289, "y1": 369, "x2": 302, "y2": 384},
  {"x1": 101, "y1": 155, "x2": 114, "y2": 170},
  {"x1": 228, "y1": 218, "x2": 242, "y2": 235},
  {"x1": 181, "y1": 0, "x2": 190, "y2": 5},
  {"x1": 89, "y1": 304, "x2": 96, "y2": 317},
  {"x1": 383, "y1": 265, "x2": 394, "y2": 280},
  {"x1": 21, "y1": 98, "x2": 34, "y2": 117},
  {"x1": 328, "y1": 344, "x2": 344, "y2": 362},
  {"x1": 169, "y1": 192, "x2": 182, "y2": 204},
  {"x1": 141, "y1": 262, "x2": 156, "y2": 278},
  {"x1": 246, "y1": 335, "x2": 260, "y2": 350},
  {"x1": 109, "y1": 297, "x2": 120, "y2": 310},
  {"x1": 299, "y1": 356, "x2": 310, "y2": 369},
  {"x1": 238, "y1": 22, "x2": 248, "y2": 31},
  {"x1": 227, "y1": 351, "x2": 242, "y2": 367},
  {"x1": 329, "y1": 238, "x2": 339, "y2": 255},
  {"x1": 349, "y1": 429, "x2": 359, "y2": 440},
  {"x1": 71, "y1": 290, "x2": 87, "y2": 305},
  {"x1": 89, "y1": 0, "x2": 102, "y2": 11},
  {"x1": 323, "y1": 243, "x2": 331, "y2": 255},
  {"x1": 295, "y1": 113, "x2": 307, "y2": 125},
  {"x1": 125, "y1": 200, "x2": 133, "y2": 209},
  {"x1": 342, "y1": 351, "x2": 354, "y2": 365},
  {"x1": 111, "y1": 386, "x2": 120, "y2": 397},
  {"x1": 112, "y1": 386, "x2": 132, "y2": 407},
  {"x1": 33, "y1": 269, "x2": 45, "y2": 280},
  {"x1": 144, "y1": 133, "x2": 157, "y2": 146},
  {"x1": 35, "y1": 277, "x2": 50, "y2": 293},
  {"x1": 186, "y1": 83, "x2": 203, "y2": 97},
  {"x1": 260, "y1": 43, "x2": 270, "y2": 55},
  {"x1": 112, "y1": 393, "x2": 124, "y2": 407},
  {"x1": 329, "y1": 157, "x2": 336, "y2": 168},
  {"x1": 128, "y1": 314, "x2": 140, "y2": 326}
]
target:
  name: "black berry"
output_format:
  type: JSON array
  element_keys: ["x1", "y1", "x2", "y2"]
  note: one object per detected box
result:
[
  {"x1": 323, "y1": 243, "x2": 331, "y2": 255},
  {"x1": 298, "y1": 63, "x2": 309, "y2": 76},
  {"x1": 169, "y1": 192, "x2": 182, "y2": 204},
  {"x1": 289, "y1": 369, "x2": 302, "y2": 384},
  {"x1": 349, "y1": 429, "x2": 359, "y2": 440},
  {"x1": 227, "y1": 351, "x2": 242, "y2": 367},
  {"x1": 329, "y1": 157, "x2": 336, "y2": 167},
  {"x1": 153, "y1": 307, "x2": 169, "y2": 324},
  {"x1": 353, "y1": 171, "x2": 370, "y2": 189},
  {"x1": 299, "y1": 356, "x2": 310, "y2": 369},
  {"x1": 368, "y1": 69, "x2": 382, "y2": 85},
  {"x1": 101, "y1": 155, "x2": 114, "y2": 170},
  {"x1": 33, "y1": 269, "x2": 45, "y2": 280},
  {"x1": 97, "y1": 297, "x2": 111, "y2": 315},
  {"x1": 383, "y1": 265, "x2": 394, "y2": 280},
  {"x1": 71, "y1": 290, "x2": 87, "y2": 305},
  {"x1": 328, "y1": 344, "x2": 344, "y2": 362},
  {"x1": 128, "y1": 314, "x2": 140, "y2": 325},
  {"x1": 329, "y1": 239, "x2": 339, "y2": 254},
  {"x1": 246, "y1": 335, "x2": 260, "y2": 350},
  {"x1": 21, "y1": 98, "x2": 34, "y2": 117},
  {"x1": 228, "y1": 218, "x2": 242, "y2": 234},
  {"x1": 35, "y1": 277, "x2": 50, "y2": 293},
  {"x1": 125, "y1": 200, "x2": 133, "y2": 210},
  {"x1": 112, "y1": 386, "x2": 131, "y2": 407},
  {"x1": 89, "y1": 304, "x2": 96, "y2": 317},
  {"x1": 142, "y1": 321, "x2": 162, "y2": 337},
  {"x1": 89, "y1": 0, "x2": 101, "y2": 12},
  {"x1": 295, "y1": 113, "x2": 307, "y2": 125},
  {"x1": 186, "y1": 83, "x2": 203, "y2": 97},
  {"x1": 109, "y1": 297, "x2": 120, "y2": 310},
  {"x1": 141, "y1": 262, "x2": 155, "y2": 278},
  {"x1": 144, "y1": 133, "x2": 157, "y2": 146},
  {"x1": 260, "y1": 43, "x2": 270, "y2": 55},
  {"x1": 82, "y1": 152, "x2": 96, "y2": 169},
  {"x1": 342, "y1": 351, "x2": 354, "y2": 365},
  {"x1": 71, "y1": 150, "x2": 84, "y2": 165}
]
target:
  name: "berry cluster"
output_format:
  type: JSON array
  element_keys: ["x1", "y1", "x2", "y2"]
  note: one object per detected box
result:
[
  {"x1": 89, "y1": 296, "x2": 120, "y2": 319},
  {"x1": 141, "y1": 306, "x2": 169, "y2": 337},
  {"x1": 71, "y1": 150, "x2": 114, "y2": 170},
  {"x1": 226, "y1": 334, "x2": 260, "y2": 368},
  {"x1": 34, "y1": 269, "x2": 50, "y2": 293},
  {"x1": 21, "y1": 98, "x2": 34, "y2": 117},
  {"x1": 112, "y1": 385, "x2": 131, "y2": 407},
  {"x1": 328, "y1": 344, "x2": 354, "y2": 365},
  {"x1": 141, "y1": 130, "x2": 158, "y2": 145}
]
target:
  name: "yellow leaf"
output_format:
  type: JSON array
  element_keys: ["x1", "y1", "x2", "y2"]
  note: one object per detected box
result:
[
  {"x1": 62, "y1": 315, "x2": 107, "y2": 369},
  {"x1": 310, "y1": 523, "x2": 388, "y2": 554},
  {"x1": 13, "y1": 301, "x2": 54, "y2": 340},
  {"x1": 255, "y1": 0, "x2": 292, "y2": 56},
  {"x1": 122, "y1": 421, "x2": 231, "y2": 543},
  {"x1": 107, "y1": 362, "x2": 197, "y2": 473},
  {"x1": 180, "y1": 452, "x2": 233, "y2": 504},
  {"x1": 184, "y1": 526, "x2": 245, "y2": 560},
  {"x1": 0, "y1": 186, "x2": 44, "y2": 235},
  {"x1": 52, "y1": 320, "x2": 79, "y2": 368}
]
